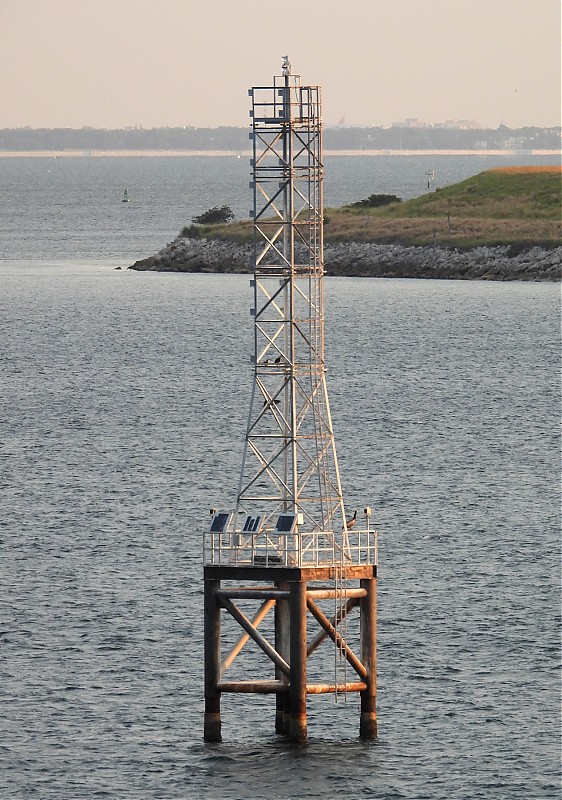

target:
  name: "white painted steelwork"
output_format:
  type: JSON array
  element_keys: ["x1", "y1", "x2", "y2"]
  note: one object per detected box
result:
[
  {"x1": 205, "y1": 60, "x2": 375, "y2": 569},
  {"x1": 204, "y1": 525, "x2": 378, "y2": 569}
]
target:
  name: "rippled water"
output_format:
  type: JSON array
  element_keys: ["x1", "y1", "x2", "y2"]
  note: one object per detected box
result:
[
  {"x1": 1, "y1": 263, "x2": 559, "y2": 798},
  {"x1": 0, "y1": 151, "x2": 558, "y2": 262}
]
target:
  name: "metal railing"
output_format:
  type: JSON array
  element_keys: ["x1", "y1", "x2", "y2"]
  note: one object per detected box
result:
[{"x1": 204, "y1": 527, "x2": 377, "y2": 568}]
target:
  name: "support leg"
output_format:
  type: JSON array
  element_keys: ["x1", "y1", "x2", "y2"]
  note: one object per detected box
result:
[
  {"x1": 287, "y1": 580, "x2": 307, "y2": 742},
  {"x1": 359, "y1": 577, "x2": 378, "y2": 739},
  {"x1": 204, "y1": 578, "x2": 222, "y2": 742},
  {"x1": 275, "y1": 582, "x2": 290, "y2": 734}
]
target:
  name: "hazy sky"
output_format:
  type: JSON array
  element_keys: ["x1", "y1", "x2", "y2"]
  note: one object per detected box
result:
[{"x1": 0, "y1": 0, "x2": 560, "y2": 129}]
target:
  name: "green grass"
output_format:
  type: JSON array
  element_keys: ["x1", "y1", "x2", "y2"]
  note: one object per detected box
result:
[
  {"x1": 379, "y1": 167, "x2": 561, "y2": 220},
  {"x1": 182, "y1": 167, "x2": 562, "y2": 249}
]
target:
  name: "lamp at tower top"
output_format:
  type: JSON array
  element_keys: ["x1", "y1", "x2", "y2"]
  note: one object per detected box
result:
[{"x1": 281, "y1": 55, "x2": 291, "y2": 76}]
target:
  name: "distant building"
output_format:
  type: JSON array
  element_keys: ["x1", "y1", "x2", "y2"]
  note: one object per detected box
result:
[
  {"x1": 392, "y1": 118, "x2": 481, "y2": 130},
  {"x1": 433, "y1": 119, "x2": 481, "y2": 130},
  {"x1": 391, "y1": 118, "x2": 428, "y2": 128}
]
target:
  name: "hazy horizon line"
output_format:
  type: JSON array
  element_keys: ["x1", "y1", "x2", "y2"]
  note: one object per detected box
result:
[{"x1": 2, "y1": 123, "x2": 560, "y2": 132}]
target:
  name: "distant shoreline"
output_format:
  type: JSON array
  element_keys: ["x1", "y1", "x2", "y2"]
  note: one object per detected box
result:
[{"x1": 0, "y1": 149, "x2": 560, "y2": 158}]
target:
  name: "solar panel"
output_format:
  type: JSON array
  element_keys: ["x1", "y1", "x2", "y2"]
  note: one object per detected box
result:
[
  {"x1": 242, "y1": 514, "x2": 264, "y2": 533},
  {"x1": 275, "y1": 513, "x2": 297, "y2": 533},
  {"x1": 209, "y1": 512, "x2": 232, "y2": 533}
]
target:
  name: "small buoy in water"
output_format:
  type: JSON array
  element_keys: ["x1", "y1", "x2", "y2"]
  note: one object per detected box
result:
[{"x1": 122, "y1": 189, "x2": 130, "y2": 203}]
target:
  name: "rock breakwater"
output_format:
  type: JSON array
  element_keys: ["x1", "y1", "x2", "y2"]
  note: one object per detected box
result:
[{"x1": 129, "y1": 236, "x2": 561, "y2": 281}]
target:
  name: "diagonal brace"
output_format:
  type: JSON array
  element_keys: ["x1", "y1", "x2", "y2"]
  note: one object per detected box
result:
[
  {"x1": 307, "y1": 596, "x2": 360, "y2": 657},
  {"x1": 306, "y1": 597, "x2": 366, "y2": 681},
  {"x1": 219, "y1": 595, "x2": 290, "y2": 677},
  {"x1": 220, "y1": 598, "x2": 276, "y2": 676}
]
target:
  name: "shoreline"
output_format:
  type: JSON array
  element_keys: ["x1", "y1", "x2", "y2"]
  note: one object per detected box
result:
[
  {"x1": 128, "y1": 237, "x2": 561, "y2": 282},
  {"x1": 0, "y1": 149, "x2": 559, "y2": 158}
]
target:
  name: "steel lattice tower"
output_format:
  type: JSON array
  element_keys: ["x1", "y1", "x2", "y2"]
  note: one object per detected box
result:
[{"x1": 235, "y1": 56, "x2": 348, "y2": 552}]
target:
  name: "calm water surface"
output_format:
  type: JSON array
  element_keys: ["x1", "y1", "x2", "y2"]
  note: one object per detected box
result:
[
  {"x1": 0, "y1": 152, "x2": 559, "y2": 262},
  {"x1": 0, "y1": 262, "x2": 559, "y2": 799}
]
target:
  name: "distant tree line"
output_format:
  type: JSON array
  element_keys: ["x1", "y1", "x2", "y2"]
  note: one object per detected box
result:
[
  {"x1": 0, "y1": 125, "x2": 559, "y2": 152},
  {"x1": 325, "y1": 125, "x2": 560, "y2": 152}
]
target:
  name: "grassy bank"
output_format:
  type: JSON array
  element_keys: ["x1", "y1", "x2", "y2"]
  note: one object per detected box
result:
[{"x1": 185, "y1": 167, "x2": 562, "y2": 250}]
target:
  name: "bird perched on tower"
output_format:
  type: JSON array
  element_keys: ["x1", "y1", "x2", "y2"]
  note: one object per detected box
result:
[{"x1": 344, "y1": 510, "x2": 358, "y2": 530}]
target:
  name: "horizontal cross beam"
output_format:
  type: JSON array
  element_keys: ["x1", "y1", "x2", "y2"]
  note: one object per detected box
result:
[{"x1": 217, "y1": 680, "x2": 367, "y2": 695}]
